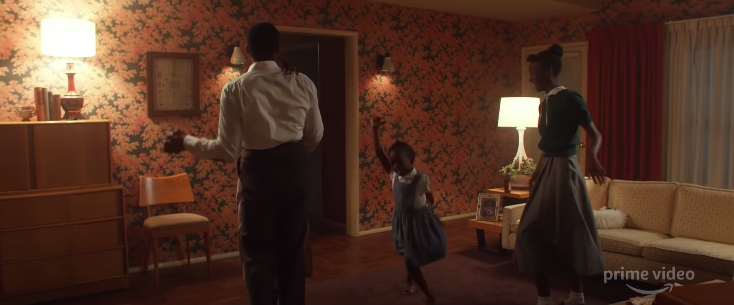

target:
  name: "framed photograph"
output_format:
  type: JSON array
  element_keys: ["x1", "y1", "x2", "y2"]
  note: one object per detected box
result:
[
  {"x1": 146, "y1": 52, "x2": 200, "y2": 117},
  {"x1": 476, "y1": 193, "x2": 500, "y2": 221}
]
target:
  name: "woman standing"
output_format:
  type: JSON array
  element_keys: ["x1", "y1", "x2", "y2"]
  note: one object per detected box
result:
[{"x1": 515, "y1": 44, "x2": 607, "y2": 305}]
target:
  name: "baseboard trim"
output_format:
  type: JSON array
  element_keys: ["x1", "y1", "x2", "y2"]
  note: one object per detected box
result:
[
  {"x1": 128, "y1": 251, "x2": 240, "y2": 274},
  {"x1": 358, "y1": 212, "x2": 475, "y2": 236},
  {"x1": 358, "y1": 226, "x2": 392, "y2": 236}
]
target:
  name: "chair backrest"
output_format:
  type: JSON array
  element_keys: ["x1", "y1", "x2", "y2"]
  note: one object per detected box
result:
[{"x1": 139, "y1": 173, "x2": 195, "y2": 207}]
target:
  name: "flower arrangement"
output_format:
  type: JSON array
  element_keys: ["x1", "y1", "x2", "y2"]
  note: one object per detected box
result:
[{"x1": 499, "y1": 158, "x2": 537, "y2": 180}]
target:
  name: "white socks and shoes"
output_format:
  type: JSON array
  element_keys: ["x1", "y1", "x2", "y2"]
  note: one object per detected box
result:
[{"x1": 564, "y1": 291, "x2": 584, "y2": 305}]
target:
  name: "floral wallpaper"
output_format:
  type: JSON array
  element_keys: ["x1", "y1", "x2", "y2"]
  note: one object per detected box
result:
[
  {"x1": 1, "y1": 0, "x2": 732, "y2": 265},
  {"x1": 0, "y1": 0, "x2": 516, "y2": 265}
]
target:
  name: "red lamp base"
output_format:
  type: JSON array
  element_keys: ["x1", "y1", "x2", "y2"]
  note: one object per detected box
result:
[
  {"x1": 61, "y1": 64, "x2": 86, "y2": 120},
  {"x1": 61, "y1": 96, "x2": 85, "y2": 120}
]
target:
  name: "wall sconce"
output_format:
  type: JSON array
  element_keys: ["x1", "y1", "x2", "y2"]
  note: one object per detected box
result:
[
  {"x1": 377, "y1": 52, "x2": 395, "y2": 73},
  {"x1": 230, "y1": 46, "x2": 246, "y2": 68}
]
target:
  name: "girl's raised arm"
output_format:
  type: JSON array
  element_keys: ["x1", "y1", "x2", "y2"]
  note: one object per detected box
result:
[{"x1": 371, "y1": 116, "x2": 391, "y2": 173}]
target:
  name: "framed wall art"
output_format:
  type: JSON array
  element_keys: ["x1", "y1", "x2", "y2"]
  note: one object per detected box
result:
[
  {"x1": 476, "y1": 193, "x2": 500, "y2": 221},
  {"x1": 146, "y1": 52, "x2": 200, "y2": 117}
]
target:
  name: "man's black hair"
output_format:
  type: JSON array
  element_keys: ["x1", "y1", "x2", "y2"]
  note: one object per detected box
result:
[{"x1": 247, "y1": 22, "x2": 279, "y2": 60}]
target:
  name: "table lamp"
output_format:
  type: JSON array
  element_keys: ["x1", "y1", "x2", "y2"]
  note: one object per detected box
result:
[
  {"x1": 497, "y1": 97, "x2": 540, "y2": 170},
  {"x1": 40, "y1": 18, "x2": 96, "y2": 120}
]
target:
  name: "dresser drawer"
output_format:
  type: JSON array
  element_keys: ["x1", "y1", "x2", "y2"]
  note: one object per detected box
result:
[
  {"x1": 32, "y1": 123, "x2": 111, "y2": 189},
  {"x1": 0, "y1": 121, "x2": 111, "y2": 193},
  {"x1": 0, "y1": 125, "x2": 32, "y2": 193},
  {"x1": 0, "y1": 219, "x2": 124, "y2": 263},
  {"x1": 0, "y1": 187, "x2": 122, "y2": 230},
  {"x1": 0, "y1": 248, "x2": 126, "y2": 296}
]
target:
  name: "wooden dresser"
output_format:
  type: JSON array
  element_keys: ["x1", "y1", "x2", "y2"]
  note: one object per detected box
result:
[{"x1": 0, "y1": 120, "x2": 127, "y2": 305}]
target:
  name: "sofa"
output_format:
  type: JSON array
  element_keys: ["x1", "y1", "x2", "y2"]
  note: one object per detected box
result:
[{"x1": 501, "y1": 178, "x2": 734, "y2": 283}]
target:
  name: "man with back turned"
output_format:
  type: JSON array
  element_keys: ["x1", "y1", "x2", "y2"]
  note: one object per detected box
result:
[{"x1": 164, "y1": 22, "x2": 323, "y2": 305}]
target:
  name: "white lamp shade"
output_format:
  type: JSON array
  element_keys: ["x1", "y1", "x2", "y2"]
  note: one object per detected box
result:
[
  {"x1": 41, "y1": 18, "x2": 96, "y2": 57},
  {"x1": 230, "y1": 46, "x2": 246, "y2": 65},
  {"x1": 497, "y1": 97, "x2": 540, "y2": 128}
]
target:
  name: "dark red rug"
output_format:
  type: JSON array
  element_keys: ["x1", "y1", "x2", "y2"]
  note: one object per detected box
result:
[{"x1": 232, "y1": 250, "x2": 650, "y2": 305}]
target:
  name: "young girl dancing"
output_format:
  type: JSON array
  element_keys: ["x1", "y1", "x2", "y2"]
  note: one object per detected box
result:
[
  {"x1": 371, "y1": 116, "x2": 447, "y2": 305},
  {"x1": 514, "y1": 44, "x2": 607, "y2": 305}
]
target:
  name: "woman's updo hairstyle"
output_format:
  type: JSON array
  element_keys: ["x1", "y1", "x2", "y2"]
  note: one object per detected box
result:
[{"x1": 526, "y1": 44, "x2": 564, "y2": 76}]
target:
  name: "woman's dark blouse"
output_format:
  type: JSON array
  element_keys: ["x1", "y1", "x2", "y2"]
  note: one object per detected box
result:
[{"x1": 538, "y1": 89, "x2": 592, "y2": 157}]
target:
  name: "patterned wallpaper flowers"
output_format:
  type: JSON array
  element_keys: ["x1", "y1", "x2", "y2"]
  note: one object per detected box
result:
[{"x1": 1, "y1": 0, "x2": 732, "y2": 265}]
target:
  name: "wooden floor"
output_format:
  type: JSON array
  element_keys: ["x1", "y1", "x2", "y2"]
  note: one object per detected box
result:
[{"x1": 47, "y1": 217, "x2": 492, "y2": 305}]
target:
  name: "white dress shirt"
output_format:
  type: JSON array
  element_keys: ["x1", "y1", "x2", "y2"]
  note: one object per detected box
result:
[
  {"x1": 390, "y1": 168, "x2": 431, "y2": 208},
  {"x1": 184, "y1": 61, "x2": 324, "y2": 161}
]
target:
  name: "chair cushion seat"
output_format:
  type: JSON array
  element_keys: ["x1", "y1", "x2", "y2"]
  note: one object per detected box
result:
[
  {"x1": 598, "y1": 228, "x2": 670, "y2": 256},
  {"x1": 642, "y1": 237, "x2": 734, "y2": 275},
  {"x1": 144, "y1": 213, "x2": 210, "y2": 231}
]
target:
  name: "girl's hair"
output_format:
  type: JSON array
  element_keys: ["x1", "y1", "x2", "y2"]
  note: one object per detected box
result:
[
  {"x1": 526, "y1": 44, "x2": 564, "y2": 76},
  {"x1": 388, "y1": 141, "x2": 416, "y2": 162}
]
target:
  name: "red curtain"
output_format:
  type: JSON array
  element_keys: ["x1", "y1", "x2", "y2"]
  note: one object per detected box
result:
[{"x1": 585, "y1": 22, "x2": 664, "y2": 181}]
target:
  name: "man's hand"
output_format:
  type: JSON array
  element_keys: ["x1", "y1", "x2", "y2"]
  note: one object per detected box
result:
[
  {"x1": 164, "y1": 130, "x2": 186, "y2": 154},
  {"x1": 587, "y1": 155, "x2": 607, "y2": 185}
]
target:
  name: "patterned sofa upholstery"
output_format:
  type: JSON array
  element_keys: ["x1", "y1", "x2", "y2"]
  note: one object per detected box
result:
[{"x1": 501, "y1": 179, "x2": 734, "y2": 283}]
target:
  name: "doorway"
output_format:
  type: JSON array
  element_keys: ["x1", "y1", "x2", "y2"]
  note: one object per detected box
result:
[
  {"x1": 279, "y1": 33, "x2": 346, "y2": 233},
  {"x1": 276, "y1": 26, "x2": 360, "y2": 237}
]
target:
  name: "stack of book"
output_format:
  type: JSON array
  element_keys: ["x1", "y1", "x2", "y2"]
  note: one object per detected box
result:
[{"x1": 33, "y1": 87, "x2": 62, "y2": 121}]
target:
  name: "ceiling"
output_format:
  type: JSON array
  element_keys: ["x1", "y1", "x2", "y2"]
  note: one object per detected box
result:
[{"x1": 366, "y1": 0, "x2": 603, "y2": 22}]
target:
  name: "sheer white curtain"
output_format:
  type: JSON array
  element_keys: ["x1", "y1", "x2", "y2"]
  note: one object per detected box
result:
[{"x1": 665, "y1": 16, "x2": 734, "y2": 189}]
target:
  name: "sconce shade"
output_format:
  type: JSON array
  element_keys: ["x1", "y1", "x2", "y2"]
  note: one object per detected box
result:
[
  {"x1": 381, "y1": 53, "x2": 395, "y2": 72},
  {"x1": 41, "y1": 18, "x2": 96, "y2": 58},
  {"x1": 230, "y1": 46, "x2": 246, "y2": 65},
  {"x1": 497, "y1": 97, "x2": 540, "y2": 128}
]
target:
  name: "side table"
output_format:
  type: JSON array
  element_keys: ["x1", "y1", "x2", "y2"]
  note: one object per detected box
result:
[
  {"x1": 486, "y1": 188, "x2": 529, "y2": 219},
  {"x1": 470, "y1": 188, "x2": 529, "y2": 255},
  {"x1": 468, "y1": 219, "x2": 505, "y2": 254}
]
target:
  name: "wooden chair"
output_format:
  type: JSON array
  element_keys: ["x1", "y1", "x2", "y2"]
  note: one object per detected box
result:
[{"x1": 139, "y1": 173, "x2": 212, "y2": 287}]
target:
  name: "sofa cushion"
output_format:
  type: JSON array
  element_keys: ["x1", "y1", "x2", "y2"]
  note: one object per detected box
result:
[
  {"x1": 511, "y1": 219, "x2": 520, "y2": 233},
  {"x1": 642, "y1": 237, "x2": 734, "y2": 275},
  {"x1": 671, "y1": 184, "x2": 734, "y2": 245},
  {"x1": 607, "y1": 180, "x2": 678, "y2": 234},
  {"x1": 598, "y1": 228, "x2": 670, "y2": 256},
  {"x1": 585, "y1": 177, "x2": 611, "y2": 210}
]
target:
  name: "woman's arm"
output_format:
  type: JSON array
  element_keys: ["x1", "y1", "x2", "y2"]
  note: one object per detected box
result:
[
  {"x1": 582, "y1": 121, "x2": 606, "y2": 184},
  {"x1": 582, "y1": 121, "x2": 602, "y2": 157},
  {"x1": 371, "y1": 117, "x2": 391, "y2": 173}
]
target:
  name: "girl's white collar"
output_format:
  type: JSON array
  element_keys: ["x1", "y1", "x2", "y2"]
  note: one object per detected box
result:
[{"x1": 396, "y1": 168, "x2": 417, "y2": 182}]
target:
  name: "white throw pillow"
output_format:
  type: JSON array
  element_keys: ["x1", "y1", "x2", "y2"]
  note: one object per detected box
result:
[{"x1": 593, "y1": 207, "x2": 627, "y2": 229}]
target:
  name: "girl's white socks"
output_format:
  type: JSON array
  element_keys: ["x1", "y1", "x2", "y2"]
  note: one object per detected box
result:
[{"x1": 564, "y1": 290, "x2": 584, "y2": 305}]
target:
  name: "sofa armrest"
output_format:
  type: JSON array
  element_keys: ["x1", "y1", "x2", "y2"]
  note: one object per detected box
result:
[{"x1": 502, "y1": 204, "x2": 526, "y2": 249}]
